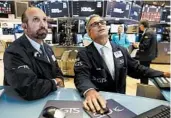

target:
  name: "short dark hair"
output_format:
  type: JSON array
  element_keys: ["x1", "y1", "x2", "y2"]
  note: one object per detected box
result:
[
  {"x1": 21, "y1": 9, "x2": 28, "y2": 23},
  {"x1": 140, "y1": 20, "x2": 149, "y2": 28}
]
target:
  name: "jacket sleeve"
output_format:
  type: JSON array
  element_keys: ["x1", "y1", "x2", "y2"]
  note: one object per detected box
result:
[
  {"x1": 139, "y1": 32, "x2": 152, "y2": 51},
  {"x1": 3, "y1": 51, "x2": 57, "y2": 100},
  {"x1": 123, "y1": 48, "x2": 164, "y2": 78},
  {"x1": 74, "y1": 49, "x2": 98, "y2": 96}
]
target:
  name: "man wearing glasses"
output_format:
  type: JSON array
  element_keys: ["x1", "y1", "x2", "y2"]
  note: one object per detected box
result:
[{"x1": 74, "y1": 14, "x2": 170, "y2": 114}]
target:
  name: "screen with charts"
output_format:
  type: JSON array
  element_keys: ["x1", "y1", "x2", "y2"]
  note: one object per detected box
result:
[
  {"x1": 106, "y1": 1, "x2": 130, "y2": 18},
  {"x1": 30, "y1": 1, "x2": 69, "y2": 18},
  {"x1": 141, "y1": 4, "x2": 162, "y2": 22},
  {"x1": 72, "y1": 1, "x2": 104, "y2": 17},
  {"x1": 129, "y1": 3, "x2": 141, "y2": 21}
]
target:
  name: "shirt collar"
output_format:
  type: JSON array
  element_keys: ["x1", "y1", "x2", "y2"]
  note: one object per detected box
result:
[
  {"x1": 25, "y1": 34, "x2": 42, "y2": 52},
  {"x1": 94, "y1": 40, "x2": 112, "y2": 52},
  {"x1": 143, "y1": 28, "x2": 147, "y2": 35}
]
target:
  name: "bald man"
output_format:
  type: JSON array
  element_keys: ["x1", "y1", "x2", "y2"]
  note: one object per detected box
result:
[{"x1": 3, "y1": 7, "x2": 64, "y2": 100}]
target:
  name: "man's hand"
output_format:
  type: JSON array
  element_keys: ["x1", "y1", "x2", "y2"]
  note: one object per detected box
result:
[
  {"x1": 132, "y1": 42, "x2": 139, "y2": 48},
  {"x1": 83, "y1": 89, "x2": 107, "y2": 113},
  {"x1": 163, "y1": 72, "x2": 170, "y2": 78},
  {"x1": 55, "y1": 78, "x2": 64, "y2": 87}
]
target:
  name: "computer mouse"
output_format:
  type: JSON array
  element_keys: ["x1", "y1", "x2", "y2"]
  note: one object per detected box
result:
[
  {"x1": 42, "y1": 106, "x2": 66, "y2": 118},
  {"x1": 96, "y1": 107, "x2": 110, "y2": 115}
]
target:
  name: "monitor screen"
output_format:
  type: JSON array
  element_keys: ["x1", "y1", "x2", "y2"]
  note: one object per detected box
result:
[
  {"x1": 0, "y1": 1, "x2": 13, "y2": 14},
  {"x1": 78, "y1": 20, "x2": 86, "y2": 33},
  {"x1": 129, "y1": 3, "x2": 141, "y2": 21},
  {"x1": 110, "y1": 24, "x2": 124, "y2": 33},
  {"x1": 141, "y1": 4, "x2": 162, "y2": 22},
  {"x1": 30, "y1": 1, "x2": 50, "y2": 16},
  {"x1": 72, "y1": 1, "x2": 104, "y2": 17},
  {"x1": 14, "y1": 24, "x2": 23, "y2": 33},
  {"x1": 156, "y1": 34, "x2": 162, "y2": 42},
  {"x1": 106, "y1": 1, "x2": 130, "y2": 18},
  {"x1": 76, "y1": 34, "x2": 83, "y2": 44},
  {"x1": 161, "y1": 6, "x2": 171, "y2": 23},
  {"x1": 30, "y1": 1, "x2": 69, "y2": 18},
  {"x1": 127, "y1": 34, "x2": 136, "y2": 43}
]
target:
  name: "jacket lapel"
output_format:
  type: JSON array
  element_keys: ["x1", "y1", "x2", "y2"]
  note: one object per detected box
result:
[
  {"x1": 111, "y1": 42, "x2": 121, "y2": 84},
  {"x1": 20, "y1": 34, "x2": 51, "y2": 65},
  {"x1": 87, "y1": 43, "x2": 111, "y2": 77}
]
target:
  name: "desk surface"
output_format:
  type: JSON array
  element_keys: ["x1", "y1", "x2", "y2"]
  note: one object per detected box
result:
[{"x1": 0, "y1": 86, "x2": 169, "y2": 118}]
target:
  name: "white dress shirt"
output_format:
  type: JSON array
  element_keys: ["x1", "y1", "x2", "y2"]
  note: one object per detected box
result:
[{"x1": 94, "y1": 40, "x2": 115, "y2": 78}]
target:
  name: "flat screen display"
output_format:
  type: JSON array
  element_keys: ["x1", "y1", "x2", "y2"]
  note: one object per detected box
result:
[
  {"x1": 106, "y1": 1, "x2": 130, "y2": 18},
  {"x1": 0, "y1": 1, "x2": 12, "y2": 14},
  {"x1": 161, "y1": 6, "x2": 170, "y2": 23},
  {"x1": 30, "y1": 1, "x2": 69, "y2": 18},
  {"x1": 141, "y1": 4, "x2": 162, "y2": 22},
  {"x1": 129, "y1": 3, "x2": 141, "y2": 21},
  {"x1": 72, "y1": 1, "x2": 103, "y2": 17}
]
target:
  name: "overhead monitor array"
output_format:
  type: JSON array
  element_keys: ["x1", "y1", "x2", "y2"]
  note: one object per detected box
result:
[{"x1": 0, "y1": 1, "x2": 169, "y2": 23}]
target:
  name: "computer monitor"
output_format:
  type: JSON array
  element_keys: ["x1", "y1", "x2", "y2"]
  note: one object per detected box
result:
[
  {"x1": 76, "y1": 34, "x2": 83, "y2": 44},
  {"x1": 72, "y1": 1, "x2": 104, "y2": 17},
  {"x1": 78, "y1": 20, "x2": 86, "y2": 33},
  {"x1": 14, "y1": 24, "x2": 23, "y2": 33},
  {"x1": 141, "y1": 4, "x2": 162, "y2": 22},
  {"x1": 129, "y1": 3, "x2": 141, "y2": 21},
  {"x1": 30, "y1": 1, "x2": 69, "y2": 18},
  {"x1": 127, "y1": 34, "x2": 136, "y2": 43},
  {"x1": 156, "y1": 34, "x2": 162, "y2": 42},
  {"x1": 161, "y1": 6, "x2": 171, "y2": 23},
  {"x1": 106, "y1": 1, "x2": 130, "y2": 18},
  {"x1": 48, "y1": 1, "x2": 69, "y2": 18},
  {"x1": 110, "y1": 24, "x2": 124, "y2": 33}
]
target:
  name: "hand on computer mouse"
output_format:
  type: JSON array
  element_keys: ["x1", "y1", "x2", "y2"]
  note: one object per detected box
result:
[
  {"x1": 42, "y1": 106, "x2": 65, "y2": 118},
  {"x1": 83, "y1": 89, "x2": 107, "y2": 113}
]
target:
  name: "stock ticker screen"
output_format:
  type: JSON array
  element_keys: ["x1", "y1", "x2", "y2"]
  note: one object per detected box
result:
[
  {"x1": 72, "y1": 1, "x2": 104, "y2": 17},
  {"x1": 106, "y1": 1, "x2": 130, "y2": 18},
  {"x1": 141, "y1": 4, "x2": 162, "y2": 22}
]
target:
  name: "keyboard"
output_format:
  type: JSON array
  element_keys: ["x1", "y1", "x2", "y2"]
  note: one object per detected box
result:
[
  {"x1": 133, "y1": 105, "x2": 170, "y2": 118},
  {"x1": 153, "y1": 77, "x2": 170, "y2": 90}
]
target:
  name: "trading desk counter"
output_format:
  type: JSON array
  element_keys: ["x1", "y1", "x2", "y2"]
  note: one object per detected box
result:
[{"x1": 0, "y1": 86, "x2": 169, "y2": 118}]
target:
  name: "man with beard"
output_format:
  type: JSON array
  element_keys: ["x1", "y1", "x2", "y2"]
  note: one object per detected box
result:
[
  {"x1": 3, "y1": 7, "x2": 64, "y2": 100},
  {"x1": 74, "y1": 15, "x2": 170, "y2": 114}
]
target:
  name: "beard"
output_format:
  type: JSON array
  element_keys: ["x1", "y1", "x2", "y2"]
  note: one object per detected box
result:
[{"x1": 35, "y1": 28, "x2": 48, "y2": 40}]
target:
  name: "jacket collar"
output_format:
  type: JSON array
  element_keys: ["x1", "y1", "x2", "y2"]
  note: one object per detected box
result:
[{"x1": 19, "y1": 34, "x2": 52, "y2": 64}]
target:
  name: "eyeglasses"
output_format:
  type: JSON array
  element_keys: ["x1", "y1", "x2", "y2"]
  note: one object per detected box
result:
[{"x1": 89, "y1": 20, "x2": 107, "y2": 28}]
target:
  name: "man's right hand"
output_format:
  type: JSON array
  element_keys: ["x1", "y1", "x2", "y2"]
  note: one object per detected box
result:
[
  {"x1": 55, "y1": 78, "x2": 64, "y2": 87},
  {"x1": 83, "y1": 89, "x2": 107, "y2": 113}
]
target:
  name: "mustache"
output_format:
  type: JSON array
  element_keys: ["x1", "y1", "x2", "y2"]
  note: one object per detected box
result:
[{"x1": 37, "y1": 27, "x2": 48, "y2": 33}]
